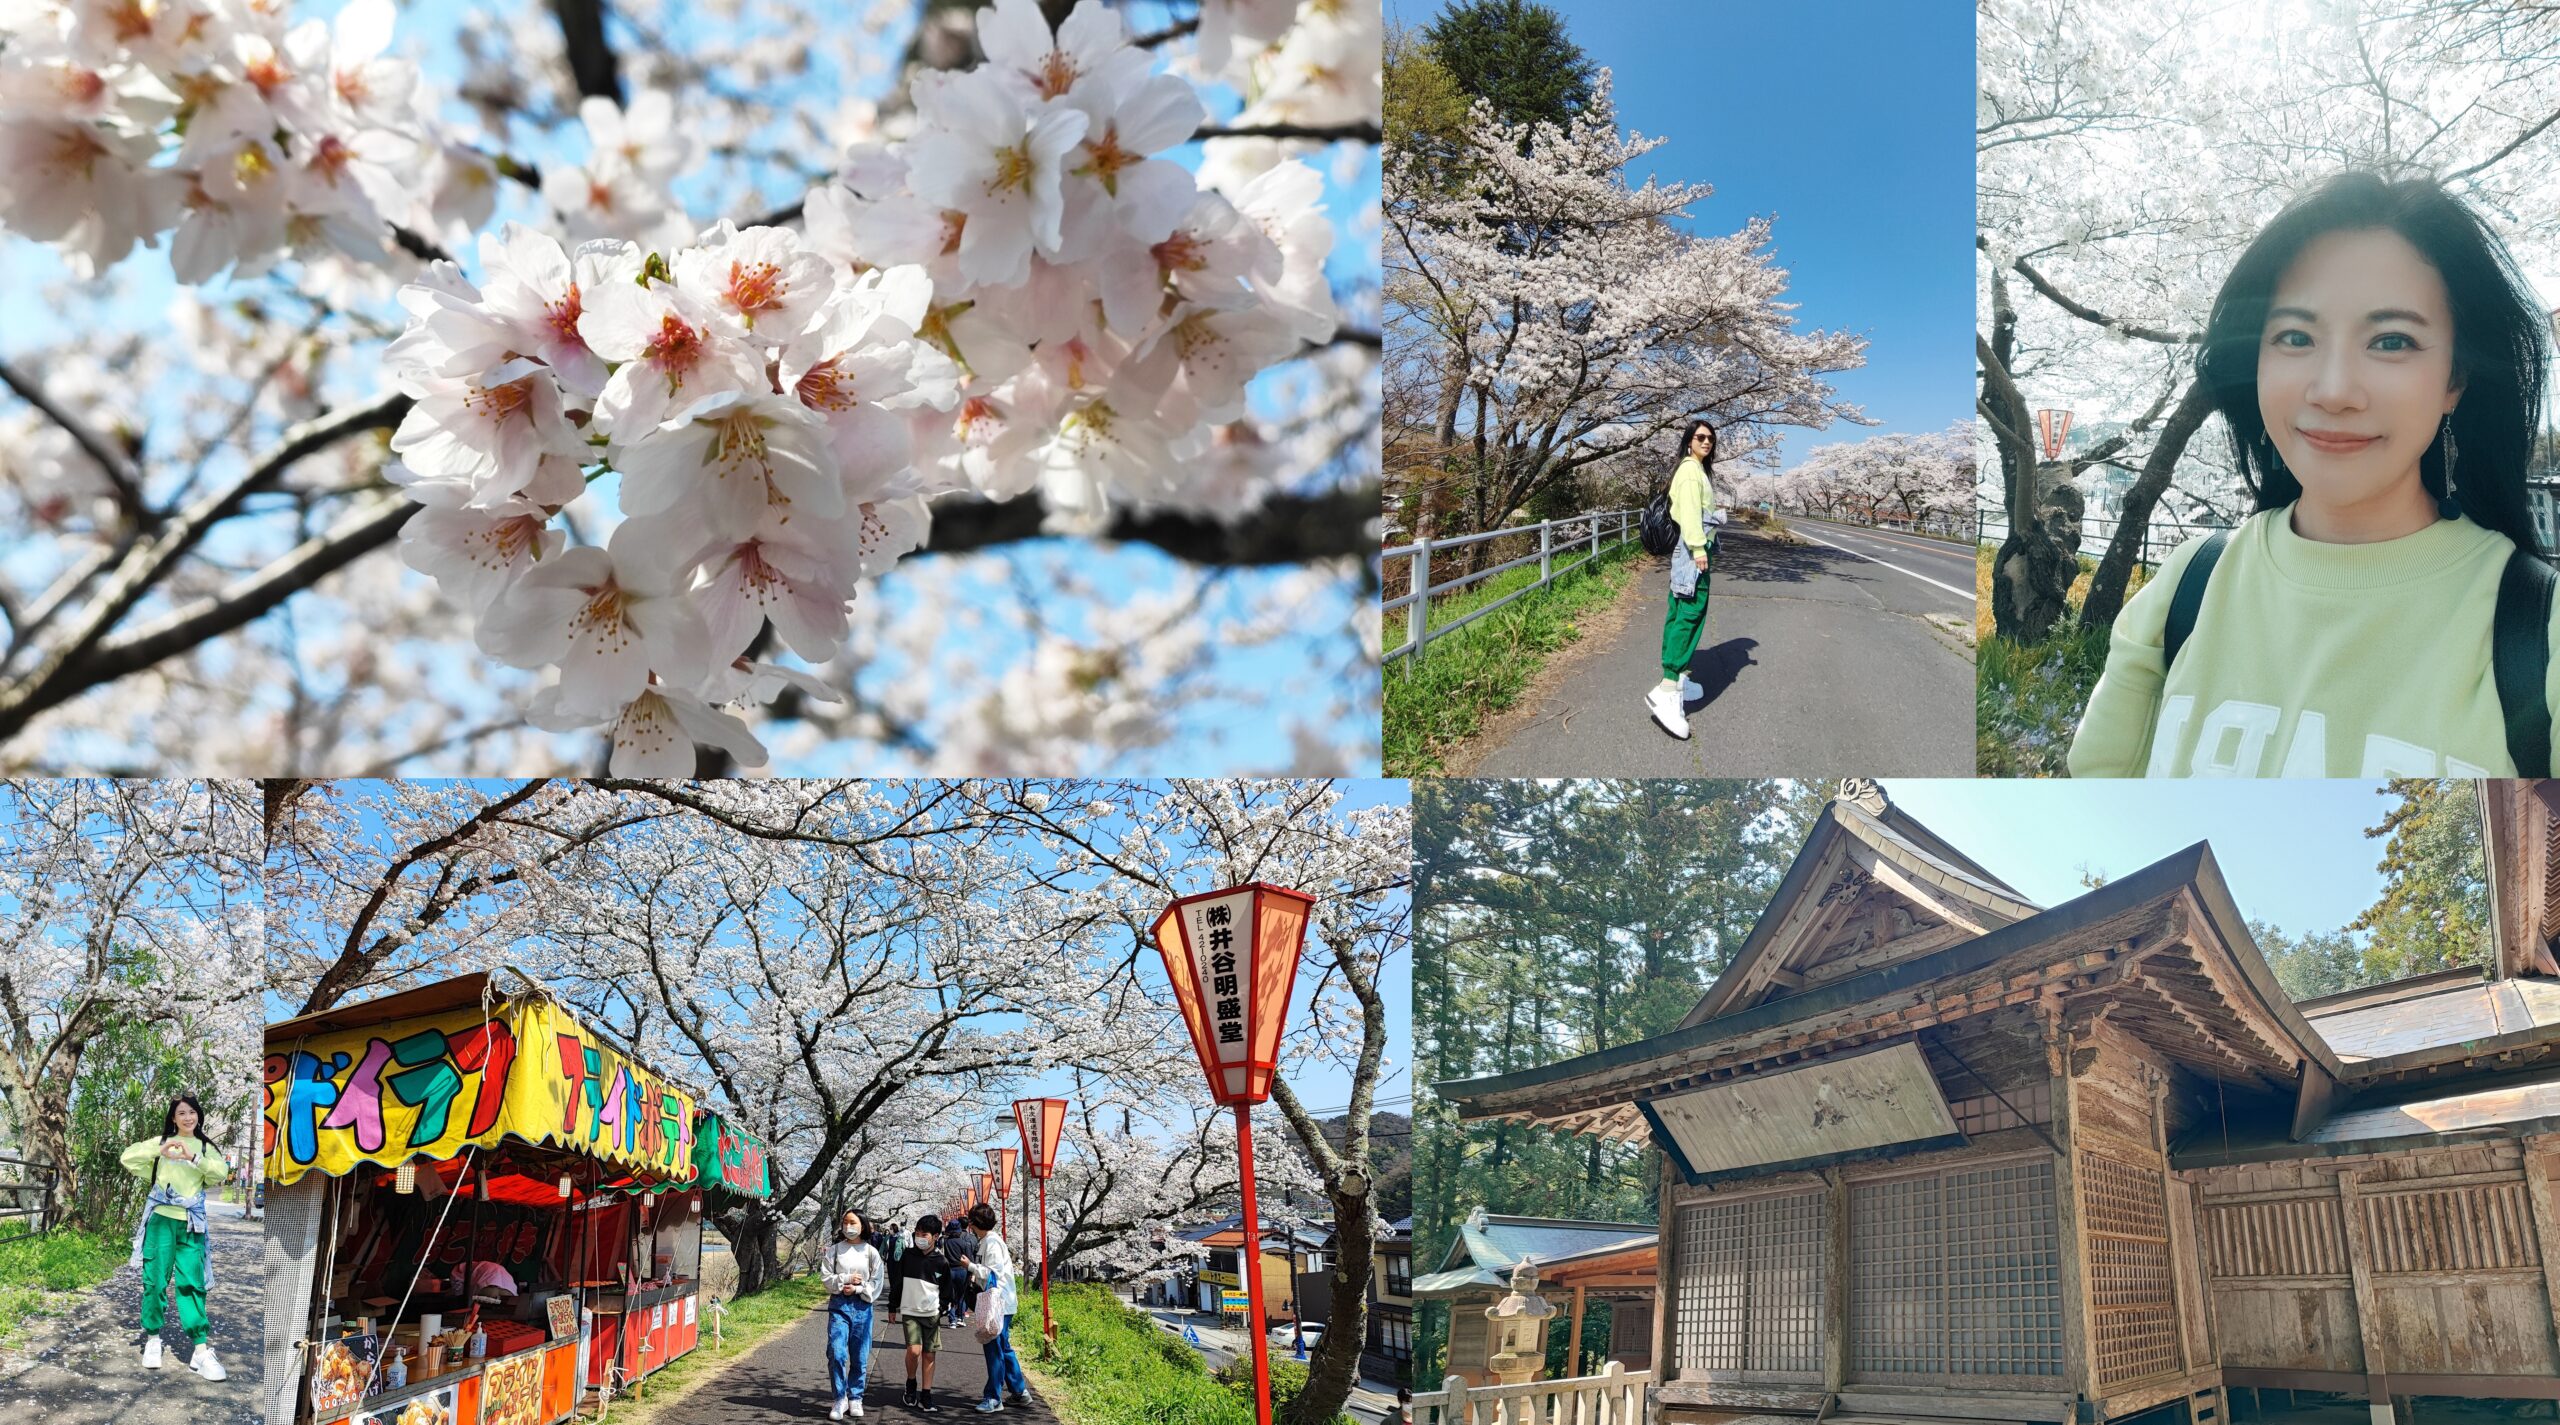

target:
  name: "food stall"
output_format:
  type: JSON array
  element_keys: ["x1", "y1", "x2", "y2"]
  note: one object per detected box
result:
[{"x1": 261, "y1": 972, "x2": 761, "y2": 1425}]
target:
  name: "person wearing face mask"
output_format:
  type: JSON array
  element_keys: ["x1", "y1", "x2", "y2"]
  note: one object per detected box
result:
[
  {"x1": 821, "y1": 1207, "x2": 887, "y2": 1420},
  {"x1": 891, "y1": 1214, "x2": 948, "y2": 1412},
  {"x1": 2070, "y1": 170, "x2": 2560, "y2": 778},
  {"x1": 119, "y1": 1094, "x2": 231, "y2": 1381}
]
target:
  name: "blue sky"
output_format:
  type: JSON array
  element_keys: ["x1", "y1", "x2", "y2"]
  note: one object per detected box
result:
[
  {"x1": 1392, "y1": 0, "x2": 1973, "y2": 472},
  {"x1": 5, "y1": 0, "x2": 1378, "y2": 773},
  {"x1": 1882, "y1": 778, "x2": 2412, "y2": 941}
]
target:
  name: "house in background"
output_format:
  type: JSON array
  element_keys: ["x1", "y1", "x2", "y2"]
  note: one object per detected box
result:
[
  {"x1": 1411, "y1": 1209, "x2": 1658, "y2": 1388},
  {"x1": 1438, "y1": 778, "x2": 2560, "y2": 1425},
  {"x1": 1361, "y1": 1215, "x2": 1414, "y2": 1382}
]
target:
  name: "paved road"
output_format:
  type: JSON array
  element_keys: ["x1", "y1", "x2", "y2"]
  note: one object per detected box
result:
[
  {"x1": 650, "y1": 1306, "x2": 1058, "y2": 1423},
  {"x1": 1467, "y1": 518, "x2": 1975, "y2": 777},
  {"x1": 0, "y1": 1201, "x2": 260, "y2": 1425}
]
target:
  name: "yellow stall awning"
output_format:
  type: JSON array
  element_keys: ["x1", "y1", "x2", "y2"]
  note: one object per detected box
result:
[{"x1": 264, "y1": 987, "x2": 696, "y2": 1187}]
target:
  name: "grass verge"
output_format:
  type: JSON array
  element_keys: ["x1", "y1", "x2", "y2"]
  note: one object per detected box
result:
[
  {"x1": 1974, "y1": 546, "x2": 2154, "y2": 776},
  {"x1": 1384, "y1": 536, "x2": 1642, "y2": 775},
  {"x1": 1021, "y1": 1285, "x2": 1352, "y2": 1425},
  {"x1": 588, "y1": 1273, "x2": 829, "y2": 1424},
  {"x1": 0, "y1": 1226, "x2": 125, "y2": 1354}
]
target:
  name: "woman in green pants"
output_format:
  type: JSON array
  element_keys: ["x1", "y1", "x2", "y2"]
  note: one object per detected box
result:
[
  {"x1": 1649, "y1": 421, "x2": 1720, "y2": 739},
  {"x1": 119, "y1": 1094, "x2": 230, "y2": 1381}
]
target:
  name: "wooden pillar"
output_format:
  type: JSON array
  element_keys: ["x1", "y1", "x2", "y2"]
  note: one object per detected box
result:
[
  {"x1": 1823, "y1": 1166, "x2": 1849, "y2": 1395},
  {"x1": 2520, "y1": 1135, "x2": 2560, "y2": 1374},
  {"x1": 1565, "y1": 1283, "x2": 1586, "y2": 1379},
  {"x1": 2046, "y1": 1000, "x2": 2099, "y2": 1413},
  {"x1": 2336, "y1": 1168, "x2": 2394, "y2": 1425},
  {"x1": 1652, "y1": 1156, "x2": 1677, "y2": 1388}
]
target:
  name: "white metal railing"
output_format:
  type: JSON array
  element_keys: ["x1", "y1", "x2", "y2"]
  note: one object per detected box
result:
[
  {"x1": 1412, "y1": 1362, "x2": 1651, "y2": 1425},
  {"x1": 1382, "y1": 509, "x2": 1640, "y2": 664}
]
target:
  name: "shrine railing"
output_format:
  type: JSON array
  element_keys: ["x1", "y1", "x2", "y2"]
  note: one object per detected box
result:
[{"x1": 1412, "y1": 1361, "x2": 1651, "y2": 1425}]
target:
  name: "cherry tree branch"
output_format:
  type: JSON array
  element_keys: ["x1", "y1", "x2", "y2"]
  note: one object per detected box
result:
[
  {"x1": 0, "y1": 358, "x2": 147, "y2": 527},
  {"x1": 1977, "y1": 233, "x2": 2201, "y2": 344},
  {"x1": 550, "y1": 0, "x2": 626, "y2": 104},
  {"x1": 1195, "y1": 120, "x2": 1381, "y2": 144}
]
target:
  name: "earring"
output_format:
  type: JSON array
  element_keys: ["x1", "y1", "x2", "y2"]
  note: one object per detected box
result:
[{"x1": 2440, "y1": 414, "x2": 2461, "y2": 518}]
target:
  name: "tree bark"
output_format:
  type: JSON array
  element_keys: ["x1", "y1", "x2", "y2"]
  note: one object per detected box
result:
[
  {"x1": 2080, "y1": 375, "x2": 2216, "y2": 629},
  {"x1": 720, "y1": 1200, "x2": 784, "y2": 1298}
]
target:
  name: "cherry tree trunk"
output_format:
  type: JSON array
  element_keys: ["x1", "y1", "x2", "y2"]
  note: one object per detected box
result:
[
  {"x1": 2081, "y1": 377, "x2": 2215, "y2": 630},
  {"x1": 1992, "y1": 460, "x2": 2084, "y2": 644},
  {"x1": 1282, "y1": 1188, "x2": 1376, "y2": 1425},
  {"x1": 722, "y1": 1202, "x2": 784, "y2": 1298}
]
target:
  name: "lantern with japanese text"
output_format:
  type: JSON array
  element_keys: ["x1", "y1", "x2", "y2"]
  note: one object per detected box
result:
[
  {"x1": 1149, "y1": 883, "x2": 1315, "y2": 1425},
  {"x1": 1014, "y1": 1097, "x2": 1068, "y2": 1340}
]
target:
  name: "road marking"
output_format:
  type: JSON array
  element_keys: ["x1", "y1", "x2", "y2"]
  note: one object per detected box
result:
[
  {"x1": 1793, "y1": 517, "x2": 1972, "y2": 560},
  {"x1": 1792, "y1": 524, "x2": 1975, "y2": 602}
]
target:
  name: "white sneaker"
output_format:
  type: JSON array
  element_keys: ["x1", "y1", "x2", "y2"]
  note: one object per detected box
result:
[
  {"x1": 830, "y1": 1398, "x2": 848, "y2": 1421},
  {"x1": 975, "y1": 1403, "x2": 1005, "y2": 1415},
  {"x1": 188, "y1": 1343, "x2": 226, "y2": 1381},
  {"x1": 1646, "y1": 684, "x2": 1691, "y2": 739},
  {"x1": 141, "y1": 1336, "x2": 162, "y2": 1369},
  {"x1": 850, "y1": 1403, "x2": 866, "y2": 1419},
  {"x1": 1680, "y1": 673, "x2": 1702, "y2": 702}
]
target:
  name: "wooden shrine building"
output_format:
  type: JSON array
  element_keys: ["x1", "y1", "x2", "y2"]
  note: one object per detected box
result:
[{"x1": 1436, "y1": 779, "x2": 2560, "y2": 1425}]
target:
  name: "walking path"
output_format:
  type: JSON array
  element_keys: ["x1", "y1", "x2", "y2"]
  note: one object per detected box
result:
[
  {"x1": 650, "y1": 1307, "x2": 1058, "y2": 1423},
  {"x1": 0, "y1": 1200, "x2": 260, "y2": 1425},
  {"x1": 1461, "y1": 520, "x2": 1975, "y2": 776}
]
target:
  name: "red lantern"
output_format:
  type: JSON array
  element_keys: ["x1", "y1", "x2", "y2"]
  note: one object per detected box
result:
[
  {"x1": 2035, "y1": 407, "x2": 2075, "y2": 462},
  {"x1": 1149, "y1": 882, "x2": 1315, "y2": 1425},
  {"x1": 1014, "y1": 1098, "x2": 1068, "y2": 1342},
  {"x1": 986, "y1": 1148, "x2": 1017, "y2": 1236},
  {"x1": 1014, "y1": 1098, "x2": 1066, "y2": 1178}
]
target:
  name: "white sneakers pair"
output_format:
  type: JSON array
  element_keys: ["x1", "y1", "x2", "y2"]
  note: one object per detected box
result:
[
  {"x1": 829, "y1": 1397, "x2": 866, "y2": 1419},
  {"x1": 140, "y1": 1336, "x2": 225, "y2": 1380},
  {"x1": 1647, "y1": 676, "x2": 1704, "y2": 739}
]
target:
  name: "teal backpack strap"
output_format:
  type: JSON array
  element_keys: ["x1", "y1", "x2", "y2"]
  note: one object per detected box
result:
[
  {"x1": 2160, "y1": 529, "x2": 2231, "y2": 671},
  {"x1": 2493, "y1": 545, "x2": 2555, "y2": 777}
]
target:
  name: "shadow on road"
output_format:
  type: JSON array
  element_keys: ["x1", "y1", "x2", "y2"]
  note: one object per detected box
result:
[
  {"x1": 1708, "y1": 534, "x2": 1865, "y2": 587},
  {"x1": 1681, "y1": 638, "x2": 1757, "y2": 709}
]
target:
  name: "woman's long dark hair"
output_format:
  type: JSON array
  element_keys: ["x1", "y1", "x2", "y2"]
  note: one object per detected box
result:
[
  {"x1": 159, "y1": 1094, "x2": 205, "y2": 1141},
  {"x1": 1674, "y1": 420, "x2": 1718, "y2": 478},
  {"x1": 2196, "y1": 170, "x2": 2550, "y2": 558}
]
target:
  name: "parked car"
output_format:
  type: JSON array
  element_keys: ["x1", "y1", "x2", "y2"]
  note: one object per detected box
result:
[{"x1": 1269, "y1": 1321, "x2": 1325, "y2": 1351}]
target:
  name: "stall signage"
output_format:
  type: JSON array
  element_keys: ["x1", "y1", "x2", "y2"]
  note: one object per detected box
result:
[
  {"x1": 264, "y1": 997, "x2": 695, "y2": 1186},
  {"x1": 479, "y1": 1350, "x2": 543, "y2": 1425},
  {"x1": 690, "y1": 1113, "x2": 773, "y2": 1199}
]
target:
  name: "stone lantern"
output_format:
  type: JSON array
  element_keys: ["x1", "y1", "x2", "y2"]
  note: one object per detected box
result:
[{"x1": 1483, "y1": 1258, "x2": 1558, "y2": 1385}]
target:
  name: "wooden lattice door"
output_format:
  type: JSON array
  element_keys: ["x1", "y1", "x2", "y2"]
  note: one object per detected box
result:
[{"x1": 1849, "y1": 1158, "x2": 2064, "y2": 1380}]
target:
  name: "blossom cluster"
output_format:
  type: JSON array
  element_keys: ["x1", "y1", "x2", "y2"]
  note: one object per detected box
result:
[
  {"x1": 0, "y1": 0, "x2": 489, "y2": 279},
  {"x1": 383, "y1": 0, "x2": 1342, "y2": 774}
]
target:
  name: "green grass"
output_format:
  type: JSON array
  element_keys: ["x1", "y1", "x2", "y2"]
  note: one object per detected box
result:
[
  {"x1": 1974, "y1": 546, "x2": 2154, "y2": 777},
  {"x1": 1383, "y1": 534, "x2": 1643, "y2": 775},
  {"x1": 1022, "y1": 1285, "x2": 1351, "y2": 1425},
  {"x1": 0, "y1": 1226, "x2": 125, "y2": 1353},
  {"x1": 601, "y1": 1273, "x2": 829, "y2": 1423}
]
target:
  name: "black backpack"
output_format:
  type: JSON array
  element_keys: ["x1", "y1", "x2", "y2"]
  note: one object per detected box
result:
[
  {"x1": 1639, "y1": 490, "x2": 1679, "y2": 556},
  {"x1": 2162, "y1": 529, "x2": 2554, "y2": 775}
]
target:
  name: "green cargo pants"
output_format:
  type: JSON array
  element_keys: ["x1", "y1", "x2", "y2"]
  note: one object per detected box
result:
[
  {"x1": 1661, "y1": 552, "x2": 1712, "y2": 681},
  {"x1": 139, "y1": 1212, "x2": 208, "y2": 1345}
]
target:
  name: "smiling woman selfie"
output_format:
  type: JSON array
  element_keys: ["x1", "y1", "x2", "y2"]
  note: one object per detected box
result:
[{"x1": 2067, "y1": 170, "x2": 2560, "y2": 778}]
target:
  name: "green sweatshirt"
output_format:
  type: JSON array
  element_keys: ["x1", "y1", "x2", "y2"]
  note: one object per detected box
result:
[
  {"x1": 1670, "y1": 458, "x2": 1715, "y2": 559},
  {"x1": 121, "y1": 1134, "x2": 231, "y2": 1220},
  {"x1": 2067, "y1": 506, "x2": 2560, "y2": 778}
]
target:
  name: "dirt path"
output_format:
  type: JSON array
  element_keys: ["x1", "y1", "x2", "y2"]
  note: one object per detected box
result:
[{"x1": 0, "y1": 1200, "x2": 260, "y2": 1424}]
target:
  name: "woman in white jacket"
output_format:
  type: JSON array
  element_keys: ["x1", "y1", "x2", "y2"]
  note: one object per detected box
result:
[
  {"x1": 964, "y1": 1203, "x2": 1029, "y2": 1413},
  {"x1": 822, "y1": 1208, "x2": 887, "y2": 1420}
]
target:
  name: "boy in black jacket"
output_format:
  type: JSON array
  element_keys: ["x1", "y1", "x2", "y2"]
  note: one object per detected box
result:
[{"x1": 893, "y1": 1215, "x2": 949, "y2": 1412}]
